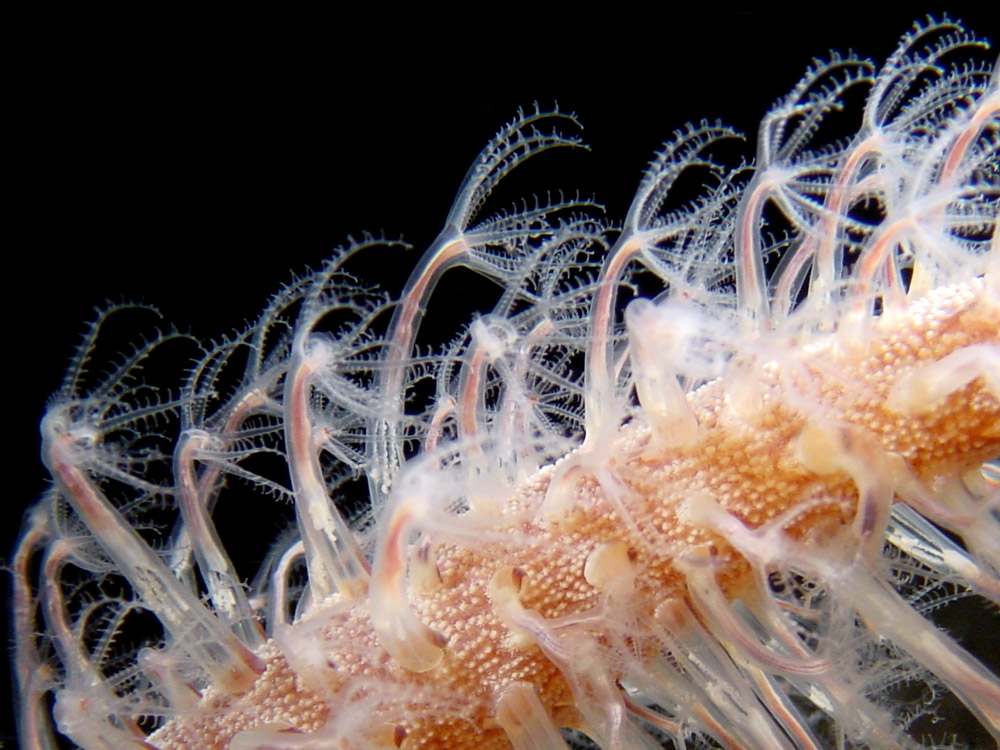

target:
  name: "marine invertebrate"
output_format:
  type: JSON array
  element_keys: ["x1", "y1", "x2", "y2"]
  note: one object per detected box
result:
[{"x1": 11, "y1": 15, "x2": 1000, "y2": 750}]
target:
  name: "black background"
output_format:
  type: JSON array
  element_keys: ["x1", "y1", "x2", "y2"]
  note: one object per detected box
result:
[{"x1": 6, "y1": 6, "x2": 998, "y2": 747}]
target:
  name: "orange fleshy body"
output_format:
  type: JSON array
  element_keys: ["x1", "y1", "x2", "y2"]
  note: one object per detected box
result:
[{"x1": 147, "y1": 281, "x2": 999, "y2": 749}]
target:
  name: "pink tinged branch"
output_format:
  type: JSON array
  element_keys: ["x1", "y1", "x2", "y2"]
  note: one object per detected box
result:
[
  {"x1": 370, "y1": 472, "x2": 446, "y2": 672},
  {"x1": 41, "y1": 413, "x2": 264, "y2": 694},
  {"x1": 174, "y1": 428, "x2": 263, "y2": 646},
  {"x1": 284, "y1": 341, "x2": 371, "y2": 608}
]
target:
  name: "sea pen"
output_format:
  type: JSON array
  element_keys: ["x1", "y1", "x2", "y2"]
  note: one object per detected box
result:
[{"x1": 12, "y1": 17, "x2": 1000, "y2": 750}]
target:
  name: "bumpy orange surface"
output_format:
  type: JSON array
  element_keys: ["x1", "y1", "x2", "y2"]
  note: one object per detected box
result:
[{"x1": 149, "y1": 280, "x2": 999, "y2": 749}]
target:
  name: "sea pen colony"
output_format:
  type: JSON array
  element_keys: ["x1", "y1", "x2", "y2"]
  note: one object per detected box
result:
[{"x1": 12, "y1": 17, "x2": 1000, "y2": 750}]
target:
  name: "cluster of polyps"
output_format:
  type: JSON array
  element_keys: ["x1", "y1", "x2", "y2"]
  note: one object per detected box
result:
[{"x1": 12, "y1": 18, "x2": 1000, "y2": 750}]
